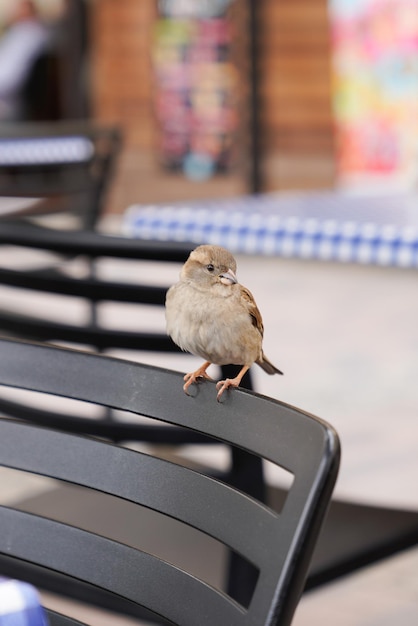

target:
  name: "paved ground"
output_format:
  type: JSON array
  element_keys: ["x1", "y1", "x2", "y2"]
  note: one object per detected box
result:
[{"x1": 1, "y1": 222, "x2": 417, "y2": 624}]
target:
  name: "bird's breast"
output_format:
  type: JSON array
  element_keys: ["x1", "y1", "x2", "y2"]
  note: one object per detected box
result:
[{"x1": 165, "y1": 282, "x2": 262, "y2": 365}]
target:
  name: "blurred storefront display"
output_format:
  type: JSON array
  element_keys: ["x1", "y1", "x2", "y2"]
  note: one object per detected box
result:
[
  {"x1": 330, "y1": 0, "x2": 418, "y2": 188},
  {"x1": 152, "y1": 0, "x2": 246, "y2": 181}
]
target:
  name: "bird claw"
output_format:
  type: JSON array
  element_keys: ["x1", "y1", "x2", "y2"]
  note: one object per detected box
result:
[
  {"x1": 182, "y1": 364, "x2": 245, "y2": 401},
  {"x1": 216, "y1": 378, "x2": 239, "y2": 401},
  {"x1": 183, "y1": 369, "x2": 212, "y2": 395}
]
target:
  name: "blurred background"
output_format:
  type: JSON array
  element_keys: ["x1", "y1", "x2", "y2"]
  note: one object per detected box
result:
[
  {"x1": 0, "y1": 1, "x2": 417, "y2": 624},
  {"x1": 1, "y1": 0, "x2": 416, "y2": 210}
]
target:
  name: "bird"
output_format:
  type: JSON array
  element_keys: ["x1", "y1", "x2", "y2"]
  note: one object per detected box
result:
[{"x1": 165, "y1": 244, "x2": 283, "y2": 401}]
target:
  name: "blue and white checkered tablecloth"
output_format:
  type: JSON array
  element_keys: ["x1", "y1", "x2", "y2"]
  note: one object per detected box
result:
[
  {"x1": 0, "y1": 578, "x2": 48, "y2": 625},
  {"x1": 124, "y1": 190, "x2": 418, "y2": 268},
  {"x1": 0, "y1": 137, "x2": 94, "y2": 165}
]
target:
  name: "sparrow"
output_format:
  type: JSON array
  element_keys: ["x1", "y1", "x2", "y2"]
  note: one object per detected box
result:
[{"x1": 165, "y1": 244, "x2": 283, "y2": 401}]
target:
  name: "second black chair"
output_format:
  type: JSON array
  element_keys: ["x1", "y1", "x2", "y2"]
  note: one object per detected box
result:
[{"x1": 0, "y1": 121, "x2": 121, "y2": 230}]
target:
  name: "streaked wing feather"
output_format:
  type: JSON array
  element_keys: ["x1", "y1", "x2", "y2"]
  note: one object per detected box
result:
[{"x1": 239, "y1": 285, "x2": 264, "y2": 337}]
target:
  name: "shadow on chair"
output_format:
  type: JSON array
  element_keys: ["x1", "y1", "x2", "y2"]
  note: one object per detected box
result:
[
  {"x1": 0, "y1": 121, "x2": 121, "y2": 230},
  {"x1": 0, "y1": 338, "x2": 340, "y2": 626}
]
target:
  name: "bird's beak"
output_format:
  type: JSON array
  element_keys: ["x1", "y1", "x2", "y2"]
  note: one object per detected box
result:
[{"x1": 220, "y1": 269, "x2": 237, "y2": 285}]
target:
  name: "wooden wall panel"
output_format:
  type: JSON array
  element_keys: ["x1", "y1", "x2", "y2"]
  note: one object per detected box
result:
[
  {"x1": 258, "y1": 0, "x2": 336, "y2": 189},
  {"x1": 90, "y1": 0, "x2": 155, "y2": 149}
]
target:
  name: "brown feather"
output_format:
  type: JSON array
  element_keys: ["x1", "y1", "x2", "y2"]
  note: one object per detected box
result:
[
  {"x1": 239, "y1": 285, "x2": 264, "y2": 337},
  {"x1": 256, "y1": 352, "x2": 284, "y2": 375}
]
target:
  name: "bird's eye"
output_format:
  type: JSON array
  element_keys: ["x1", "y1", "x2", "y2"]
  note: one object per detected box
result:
[{"x1": 206, "y1": 264, "x2": 215, "y2": 272}]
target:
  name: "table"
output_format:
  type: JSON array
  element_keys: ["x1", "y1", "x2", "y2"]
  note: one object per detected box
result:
[
  {"x1": 0, "y1": 577, "x2": 48, "y2": 625},
  {"x1": 124, "y1": 188, "x2": 418, "y2": 268}
]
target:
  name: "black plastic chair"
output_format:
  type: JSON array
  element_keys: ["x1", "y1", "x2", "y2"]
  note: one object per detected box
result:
[
  {"x1": 0, "y1": 221, "x2": 418, "y2": 597},
  {"x1": 0, "y1": 337, "x2": 340, "y2": 626},
  {"x1": 0, "y1": 121, "x2": 121, "y2": 230}
]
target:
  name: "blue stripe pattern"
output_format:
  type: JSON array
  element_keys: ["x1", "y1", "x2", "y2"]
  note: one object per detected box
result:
[
  {"x1": 124, "y1": 191, "x2": 418, "y2": 268},
  {"x1": 0, "y1": 577, "x2": 49, "y2": 625}
]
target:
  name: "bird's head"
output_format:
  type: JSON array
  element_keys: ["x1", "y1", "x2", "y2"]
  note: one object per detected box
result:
[{"x1": 181, "y1": 245, "x2": 238, "y2": 288}]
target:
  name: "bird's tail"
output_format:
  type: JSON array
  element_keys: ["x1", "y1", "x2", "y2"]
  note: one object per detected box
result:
[{"x1": 256, "y1": 352, "x2": 283, "y2": 376}]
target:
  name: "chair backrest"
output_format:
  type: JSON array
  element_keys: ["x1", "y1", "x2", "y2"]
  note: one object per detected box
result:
[
  {"x1": 0, "y1": 338, "x2": 340, "y2": 626},
  {"x1": 0, "y1": 121, "x2": 121, "y2": 229}
]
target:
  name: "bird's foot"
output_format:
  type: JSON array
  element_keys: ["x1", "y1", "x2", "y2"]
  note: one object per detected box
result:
[
  {"x1": 183, "y1": 362, "x2": 212, "y2": 395},
  {"x1": 215, "y1": 377, "x2": 240, "y2": 401},
  {"x1": 215, "y1": 365, "x2": 250, "y2": 402}
]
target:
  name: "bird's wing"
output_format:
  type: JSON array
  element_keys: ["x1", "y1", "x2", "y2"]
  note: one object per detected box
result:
[{"x1": 239, "y1": 285, "x2": 264, "y2": 338}]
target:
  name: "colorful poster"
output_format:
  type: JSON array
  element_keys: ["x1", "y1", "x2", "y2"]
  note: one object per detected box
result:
[
  {"x1": 152, "y1": 0, "x2": 241, "y2": 180},
  {"x1": 329, "y1": 0, "x2": 418, "y2": 186}
]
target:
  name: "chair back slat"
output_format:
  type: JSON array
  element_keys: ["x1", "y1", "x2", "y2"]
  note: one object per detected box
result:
[
  {"x1": 0, "y1": 420, "x2": 281, "y2": 565},
  {"x1": 0, "y1": 266, "x2": 167, "y2": 304},
  {"x1": 0, "y1": 507, "x2": 243, "y2": 626}
]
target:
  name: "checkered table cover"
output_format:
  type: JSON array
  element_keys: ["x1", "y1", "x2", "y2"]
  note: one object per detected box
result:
[
  {"x1": 124, "y1": 190, "x2": 418, "y2": 268},
  {"x1": 0, "y1": 137, "x2": 94, "y2": 165},
  {"x1": 0, "y1": 578, "x2": 48, "y2": 626}
]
